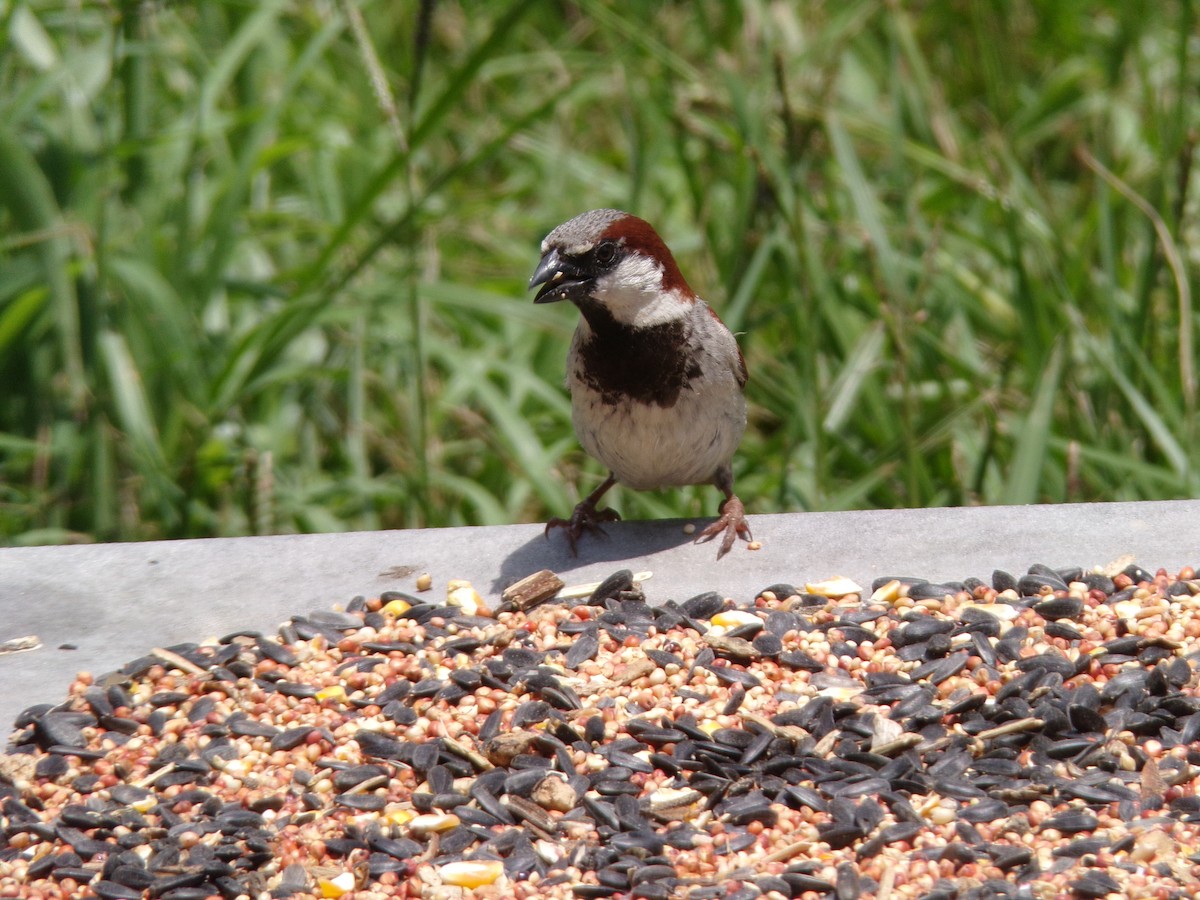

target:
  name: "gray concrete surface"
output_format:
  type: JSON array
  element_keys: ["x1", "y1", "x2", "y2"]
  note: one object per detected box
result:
[{"x1": 3, "y1": 500, "x2": 1198, "y2": 741}]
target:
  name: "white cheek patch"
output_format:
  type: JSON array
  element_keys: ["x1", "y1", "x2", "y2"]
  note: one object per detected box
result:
[
  {"x1": 594, "y1": 256, "x2": 688, "y2": 328},
  {"x1": 607, "y1": 254, "x2": 662, "y2": 290}
]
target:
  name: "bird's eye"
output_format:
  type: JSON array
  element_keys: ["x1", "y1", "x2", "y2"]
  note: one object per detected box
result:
[{"x1": 594, "y1": 241, "x2": 618, "y2": 266}]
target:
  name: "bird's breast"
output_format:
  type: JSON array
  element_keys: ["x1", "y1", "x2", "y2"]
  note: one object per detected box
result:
[{"x1": 567, "y1": 351, "x2": 745, "y2": 490}]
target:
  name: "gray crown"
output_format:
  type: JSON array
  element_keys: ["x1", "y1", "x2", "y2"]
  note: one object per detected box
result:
[{"x1": 543, "y1": 208, "x2": 628, "y2": 253}]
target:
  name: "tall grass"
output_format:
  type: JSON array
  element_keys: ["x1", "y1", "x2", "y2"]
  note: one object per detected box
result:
[{"x1": 0, "y1": 1, "x2": 1196, "y2": 545}]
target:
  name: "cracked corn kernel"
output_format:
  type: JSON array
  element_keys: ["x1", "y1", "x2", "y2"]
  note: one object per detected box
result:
[
  {"x1": 447, "y1": 579, "x2": 484, "y2": 615},
  {"x1": 805, "y1": 576, "x2": 863, "y2": 597},
  {"x1": 318, "y1": 872, "x2": 356, "y2": 897},
  {"x1": 409, "y1": 812, "x2": 460, "y2": 836},
  {"x1": 711, "y1": 610, "x2": 762, "y2": 630},
  {"x1": 438, "y1": 860, "x2": 504, "y2": 888},
  {"x1": 870, "y1": 579, "x2": 903, "y2": 604},
  {"x1": 381, "y1": 598, "x2": 411, "y2": 616}
]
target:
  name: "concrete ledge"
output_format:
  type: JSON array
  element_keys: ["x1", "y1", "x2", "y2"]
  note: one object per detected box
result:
[{"x1": 3, "y1": 500, "x2": 1198, "y2": 738}]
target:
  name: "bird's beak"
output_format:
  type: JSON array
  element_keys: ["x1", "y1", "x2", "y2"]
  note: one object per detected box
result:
[{"x1": 529, "y1": 248, "x2": 589, "y2": 304}]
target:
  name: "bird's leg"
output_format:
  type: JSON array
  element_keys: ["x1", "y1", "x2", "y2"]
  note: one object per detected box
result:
[
  {"x1": 695, "y1": 466, "x2": 753, "y2": 559},
  {"x1": 545, "y1": 473, "x2": 621, "y2": 555}
]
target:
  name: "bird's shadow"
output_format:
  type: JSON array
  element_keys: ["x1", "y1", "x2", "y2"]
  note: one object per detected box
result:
[{"x1": 492, "y1": 518, "x2": 702, "y2": 595}]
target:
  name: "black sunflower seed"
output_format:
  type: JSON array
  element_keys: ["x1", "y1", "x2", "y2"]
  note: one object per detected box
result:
[
  {"x1": 1071, "y1": 871, "x2": 1120, "y2": 898},
  {"x1": 92, "y1": 881, "x2": 143, "y2": 900},
  {"x1": 1040, "y1": 810, "x2": 1098, "y2": 834},
  {"x1": 1122, "y1": 564, "x2": 1154, "y2": 584},
  {"x1": 566, "y1": 626, "x2": 600, "y2": 668},
  {"x1": 681, "y1": 592, "x2": 725, "y2": 620},
  {"x1": 992, "y1": 570, "x2": 1018, "y2": 592},
  {"x1": 1082, "y1": 572, "x2": 1115, "y2": 594},
  {"x1": 1033, "y1": 596, "x2": 1084, "y2": 620},
  {"x1": 907, "y1": 583, "x2": 959, "y2": 601},
  {"x1": 590, "y1": 570, "x2": 634, "y2": 605}
]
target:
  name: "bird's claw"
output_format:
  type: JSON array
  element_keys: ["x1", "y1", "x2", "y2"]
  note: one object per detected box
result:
[
  {"x1": 545, "y1": 501, "x2": 621, "y2": 556},
  {"x1": 694, "y1": 494, "x2": 752, "y2": 560}
]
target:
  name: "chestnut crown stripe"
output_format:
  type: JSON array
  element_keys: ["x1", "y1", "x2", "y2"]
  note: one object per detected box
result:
[{"x1": 601, "y1": 214, "x2": 696, "y2": 300}]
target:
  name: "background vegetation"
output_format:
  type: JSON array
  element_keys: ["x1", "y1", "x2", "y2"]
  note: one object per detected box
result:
[{"x1": 1, "y1": 0, "x2": 1197, "y2": 545}]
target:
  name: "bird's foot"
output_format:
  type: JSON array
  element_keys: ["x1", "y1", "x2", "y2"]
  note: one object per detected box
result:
[
  {"x1": 545, "y1": 500, "x2": 621, "y2": 556},
  {"x1": 695, "y1": 494, "x2": 752, "y2": 559}
]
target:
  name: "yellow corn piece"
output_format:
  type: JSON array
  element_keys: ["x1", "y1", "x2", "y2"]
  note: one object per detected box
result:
[
  {"x1": 381, "y1": 598, "x2": 411, "y2": 617},
  {"x1": 317, "y1": 872, "x2": 356, "y2": 898},
  {"x1": 439, "y1": 860, "x2": 504, "y2": 888}
]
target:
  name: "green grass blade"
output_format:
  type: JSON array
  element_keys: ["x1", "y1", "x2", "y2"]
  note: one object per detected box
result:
[
  {"x1": 1005, "y1": 344, "x2": 1064, "y2": 504},
  {"x1": 824, "y1": 321, "x2": 886, "y2": 434},
  {"x1": 99, "y1": 329, "x2": 163, "y2": 469},
  {"x1": 1089, "y1": 339, "x2": 1189, "y2": 480},
  {"x1": 0, "y1": 123, "x2": 86, "y2": 410}
]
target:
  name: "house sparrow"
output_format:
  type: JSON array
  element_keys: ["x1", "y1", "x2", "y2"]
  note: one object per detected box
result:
[{"x1": 529, "y1": 208, "x2": 752, "y2": 558}]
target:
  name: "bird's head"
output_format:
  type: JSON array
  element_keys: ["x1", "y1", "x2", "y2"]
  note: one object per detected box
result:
[{"x1": 529, "y1": 209, "x2": 696, "y2": 328}]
